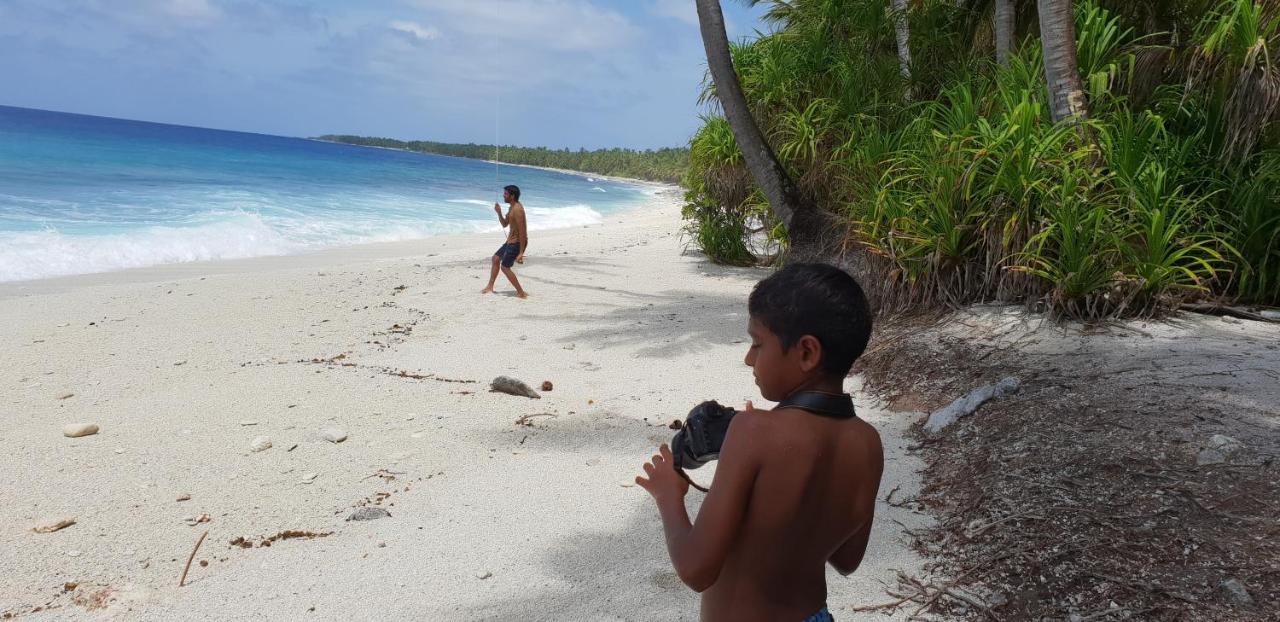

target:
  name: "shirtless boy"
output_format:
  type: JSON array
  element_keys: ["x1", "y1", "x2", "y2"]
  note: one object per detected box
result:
[
  {"x1": 636, "y1": 263, "x2": 884, "y2": 622},
  {"x1": 481, "y1": 184, "x2": 528, "y2": 298}
]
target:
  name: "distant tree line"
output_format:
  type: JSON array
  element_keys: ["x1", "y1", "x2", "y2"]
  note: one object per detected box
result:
[{"x1": 315, "y1": 135, "x2": 689, "y2": 185}]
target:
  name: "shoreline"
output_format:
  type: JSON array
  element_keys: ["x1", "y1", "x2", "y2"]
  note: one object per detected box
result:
[
  {"x1": 307, "y1": 137, "x2": 682, "y2": 188},
  {"x1": 0, "y1": 184, "x2": 684, "y2": 297}
]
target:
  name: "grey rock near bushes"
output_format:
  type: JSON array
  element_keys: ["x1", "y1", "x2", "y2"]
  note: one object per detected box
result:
[
  {"x1": 1219, "y1": 578, "x2": 1253, "y2": 605},
  {"x1": 923, "y1": 377, "x2": 1021, "y2": 435},
  {"x1": 1197, "y1": 434, "x2": 1244, "y2": 466}
]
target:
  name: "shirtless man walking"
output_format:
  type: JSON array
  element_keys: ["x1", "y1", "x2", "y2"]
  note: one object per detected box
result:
[{"x1": 481, "y1": 184, "x2": 529, "y2": 298}]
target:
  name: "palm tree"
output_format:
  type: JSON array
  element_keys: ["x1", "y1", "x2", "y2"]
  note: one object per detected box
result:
[
  {"x1": 1037, "y1": 0, "x2": 1088, "y2": 121},
  {"x1": 995, "y1": 0, "x2": 1016, "y2": 66},
  {"x1": 694, "y1": 0, "x2": 829, "y2": 257},
  {"x1": 891, "y1": 0, "x2": 914, "y2": 95}
]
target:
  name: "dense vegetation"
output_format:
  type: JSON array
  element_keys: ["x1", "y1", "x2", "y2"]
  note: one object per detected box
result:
[
  {"x1": 685, "y1": 0, "x2": 1280, "y2": 317},
  {"x1": 316, "y1": 135, "x2": 689, "y2": 184}
]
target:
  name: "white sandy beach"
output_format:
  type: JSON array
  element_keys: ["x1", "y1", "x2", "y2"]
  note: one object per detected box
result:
[{"x1": 0, "y1": 189, "x2": 928, "y2": 621}]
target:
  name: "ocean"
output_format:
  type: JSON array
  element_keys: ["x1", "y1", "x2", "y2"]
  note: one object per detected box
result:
[{"x1": 0, "y1": 105, "x2": 659, "y2": 283}]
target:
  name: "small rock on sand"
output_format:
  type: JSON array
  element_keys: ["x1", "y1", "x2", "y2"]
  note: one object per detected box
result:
[
  {"x1": 32, "y1": 518, "x2": 76, "y2": 534},
  {"x1": 491, "y1": 376, "x2": 540, "y2": 399},
  {"x1": 347, "y1": 507, "x2": 391, "y2": 521},
  {"x1": 249, "y1": 436, "x2": 272, "y2": 452},
  {"x1": 301, "y1": 472, "x2": 318, "y2": 483},
  {"x1": 321, "y1": 428, "x2": 347, "y2": 443},
  {"x1": 62, "y1": 423, "x2": 99, "y2": 438},
  {"x1": 177, "y1": 494, "x2": 191, "y2": 502},
  {"x1": 541, "y1": 380, "x2": 554, "y2": 392}
]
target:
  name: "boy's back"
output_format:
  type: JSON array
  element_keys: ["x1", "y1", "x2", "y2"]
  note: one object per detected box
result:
[{"x1": 703, "y1": 407, "x2": 883, "y2": 621}]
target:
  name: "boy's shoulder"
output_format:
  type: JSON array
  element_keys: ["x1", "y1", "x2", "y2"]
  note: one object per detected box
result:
[{"x1": 730, "y1": 404, "x2": 883, "y2": 459}]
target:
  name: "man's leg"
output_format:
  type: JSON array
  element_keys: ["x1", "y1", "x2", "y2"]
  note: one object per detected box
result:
[
  {"x1": 501, "y1": 266, "x2": 528, "y2": 298},
  {"x1": 481, "y1": 255, "x2": 500, "y2": 293}
]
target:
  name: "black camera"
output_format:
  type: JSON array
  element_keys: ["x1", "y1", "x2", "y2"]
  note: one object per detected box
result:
[{"x1": 671, "y1": 400, "x2": 738, "y2": 472}]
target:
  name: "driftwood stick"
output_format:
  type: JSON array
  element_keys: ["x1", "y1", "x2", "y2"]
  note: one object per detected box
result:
[
  {"x1": 179, "y1": 530, "x2": 209, "y2": 587},
  {"x1": 1180, "y1": 303, "x2": 1278, "y2": 323}
]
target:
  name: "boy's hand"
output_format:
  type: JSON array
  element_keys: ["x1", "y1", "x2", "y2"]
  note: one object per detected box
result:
[
  {"x1": 515, "y1": 254, "x2": 524, "y2": 264},
  {"x1": 636, "y1": 444, "x2": 688, "y2": 503},
  {"x1": 494, "y1": 203, "x2": 502, "y2": 213}
]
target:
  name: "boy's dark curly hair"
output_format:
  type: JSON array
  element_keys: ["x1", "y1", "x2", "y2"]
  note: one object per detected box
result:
[{"x1": 748, "y1": 263, "x2": 872, "y2": 377}]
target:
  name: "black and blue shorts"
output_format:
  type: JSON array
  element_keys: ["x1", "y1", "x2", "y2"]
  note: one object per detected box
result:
[{"x1": 494, "y1": 242, "x2": 520, "y2": 268}]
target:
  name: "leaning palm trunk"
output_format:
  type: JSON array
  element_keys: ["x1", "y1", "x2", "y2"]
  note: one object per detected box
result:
[
  {"x1": 694, "y1": 0, "x2": 829, "y2": 258},
  {"x1": 995, "y1": 0, "x2": 1015, "y2": 66},
  {"x1": 1037, "y1": 0, "x2": 1088, "y2": 121},
  {"x1": 891, "y1": 0, "x2": 914, "y2": 96}
]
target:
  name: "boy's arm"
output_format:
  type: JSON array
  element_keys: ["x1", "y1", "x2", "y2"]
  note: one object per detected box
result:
[
  {"x1": 828, "y1": 511, "x2": 874, "y2": 576},
  {"x1": 638, "y1": 411, "x2": 762, "y2": 592},
  {"x1": 494, "y1": 203, "x2": 510, "y2": 227}
]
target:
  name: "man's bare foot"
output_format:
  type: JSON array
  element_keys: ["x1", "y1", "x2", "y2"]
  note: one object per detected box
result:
[
  {"x1": 516, "y1": 291, "x2": 529, "y2": 299},
  {"x1": 481, "y1": 286, "x2": 494, "y2": 294}
]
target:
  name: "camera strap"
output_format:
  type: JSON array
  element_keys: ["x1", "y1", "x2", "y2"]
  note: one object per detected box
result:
[{"x1": 776, "y1": 391, "x2": 857, "y2": 419}]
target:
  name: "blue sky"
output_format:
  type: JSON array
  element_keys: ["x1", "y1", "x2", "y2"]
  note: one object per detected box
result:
[{"x1": 0, "y1": 1, "x2": 768, "y2": 149}]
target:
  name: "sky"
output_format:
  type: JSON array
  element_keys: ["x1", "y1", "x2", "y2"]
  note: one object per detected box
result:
[{"x1": 0, "y1": 0, "x2": 770, "y2": 149}]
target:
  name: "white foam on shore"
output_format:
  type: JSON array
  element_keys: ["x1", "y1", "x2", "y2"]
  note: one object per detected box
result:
[{"x1": 0, "y1": 204, "x2": 607, "y2": 283}]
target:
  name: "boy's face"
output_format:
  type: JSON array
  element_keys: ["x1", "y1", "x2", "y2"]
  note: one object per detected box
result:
[
  {"x1": 745, "y1": 317, "x2": 819, "y2": 402},
  {"x1": 503, "y1": 190, "x2": 513, "y2": 203}
]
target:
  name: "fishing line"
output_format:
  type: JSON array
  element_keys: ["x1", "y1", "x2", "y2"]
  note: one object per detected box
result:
[{"x1": 494, "y1": 92, "x2": 501, "y2": 203}]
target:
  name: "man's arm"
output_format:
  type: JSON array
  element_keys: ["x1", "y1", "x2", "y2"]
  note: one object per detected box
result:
[
  {"x1": 495, "y1": 203, "x2": 510, "y2": 227},
  {"x1": 828, "y1": 512, "x2": 874, "y2": 576},
  {"x1": 514, "y1": 208, "x2": 528, "y2": 258},
  {"x1": 639, "y1": 411, "x2": 762, "y2": 592}
]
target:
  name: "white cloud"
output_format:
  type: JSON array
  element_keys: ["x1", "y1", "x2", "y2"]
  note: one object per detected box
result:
[
  {"x1": 388, "y1": 20, "x2": 440, "y2": 41},
  {"x1": 650, "y1": 0, "x2": 698, "y2": 26},
  {"x1": 162, "y1": 0, "x2": 221, "y2": 23},
  {"x1": 408, "y1": 0, "x2": 638, "y2": 51}
]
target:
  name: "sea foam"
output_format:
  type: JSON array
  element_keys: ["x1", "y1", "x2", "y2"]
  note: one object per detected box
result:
[{"x1": 0, "y1": 204, "x2": 605, "y2": 282}]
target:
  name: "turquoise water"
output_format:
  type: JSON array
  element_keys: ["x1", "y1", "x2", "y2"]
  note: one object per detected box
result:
[{"x1": 0, "y1": 105, "x2": 657, "y2": 282}]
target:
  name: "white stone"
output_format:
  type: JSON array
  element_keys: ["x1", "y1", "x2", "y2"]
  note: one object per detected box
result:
[
  {"x1": 249, "y1": 436, "x2": 272, "y2": 452},
  {"x1": 62, "y1": 423, "x2": 99, "y2": 438},
  {"x1": 321, "y1": 428, "x2": 347, "y2": 443},
  {"x1": 301, "y1": 472, "x2": 318, "y2": 483}
]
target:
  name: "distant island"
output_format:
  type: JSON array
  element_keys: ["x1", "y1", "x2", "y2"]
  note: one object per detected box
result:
[{"x1": 315, "y1": 135, "x2": 688, "y2": 185}]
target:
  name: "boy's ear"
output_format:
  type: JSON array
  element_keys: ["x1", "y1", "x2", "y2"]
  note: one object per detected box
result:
[{"x1": 796, "y1": 334, "x2": 823, "y2": 373}]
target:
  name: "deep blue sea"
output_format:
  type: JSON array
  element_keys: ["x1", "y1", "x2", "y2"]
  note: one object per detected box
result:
[{"x1": 0, "y1": 105, "x2": 657, "y2": 283}]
